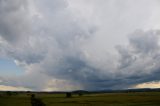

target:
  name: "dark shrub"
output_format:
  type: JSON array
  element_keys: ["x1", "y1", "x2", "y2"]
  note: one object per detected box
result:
[
  {"x1": 31, "y1": 94, "x2": 35, "y2": 98},
  {"x1": 66, "y1": 92, "x2": 72, "y2": 98},
  {"x1": 6, "y1": 91, "x2": 12, "y2": 96},
  {"x1": 78, "y1": 92, "x2": 83, "y2": 96},
  {"x1": 31, "y1": 94, "x2": 45, "y2": 106}
]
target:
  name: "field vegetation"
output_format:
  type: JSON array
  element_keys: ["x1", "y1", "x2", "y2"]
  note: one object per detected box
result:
[{"x1": 0, "y1": 91, "x2": 160, "y2": 106}]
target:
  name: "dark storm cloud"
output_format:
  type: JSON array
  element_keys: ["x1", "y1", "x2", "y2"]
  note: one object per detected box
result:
[
  {"x1": 0, "y1": 0, "x2": 160, "y2": 91},
  {"x1": 115, "y1": 30, "x2": 160, "y2": 88},
  {"x1": 39, "y1": 30, "x2": 160, "y2": 90},
  {"x1": 0, "y1": 0, "x2": 96, "y2": 90}
]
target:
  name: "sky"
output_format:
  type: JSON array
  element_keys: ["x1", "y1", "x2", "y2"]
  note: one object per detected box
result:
[
  {"x1": 0, "y1": 0, "x2": 160, "y2": 91},
  {"x1": 0, "y1": 58, "x2": 23, "y2": 75}
]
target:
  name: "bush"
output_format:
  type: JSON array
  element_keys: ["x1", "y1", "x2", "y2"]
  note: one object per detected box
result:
[
  {"x1": 78, "y1": 92, "x2": 83, "y2": 96},
  {"x1": 6, "y1": 91, "x2": 12, "y2": 96},
  {"x1": 31, "y1": 94, "x2": 46, "y2": 106},
  {"x1": 66, "y1": 92, "x2": 72, "y2": 98}
]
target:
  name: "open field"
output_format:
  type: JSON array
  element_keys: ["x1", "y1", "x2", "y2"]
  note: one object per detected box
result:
[{"x1": 0, "y1": 92, "x2": 160, "y2": 106}]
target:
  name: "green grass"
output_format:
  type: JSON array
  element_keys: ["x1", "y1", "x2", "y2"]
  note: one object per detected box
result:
[
  {"x1": 0, "y1": 95, "x2": 31, "y2": 106},
  {"x1": 0, "y1": 92, "x2": 160, "y2": 106}
]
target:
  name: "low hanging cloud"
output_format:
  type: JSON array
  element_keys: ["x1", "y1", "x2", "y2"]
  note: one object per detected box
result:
[{"x1": 0, "y1": 0, "x2": 160, "y2": 91}]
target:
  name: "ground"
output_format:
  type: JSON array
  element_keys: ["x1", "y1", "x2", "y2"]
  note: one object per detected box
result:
[{"x1": 0, "y1": 92, "x2": 160, "y2": 106}]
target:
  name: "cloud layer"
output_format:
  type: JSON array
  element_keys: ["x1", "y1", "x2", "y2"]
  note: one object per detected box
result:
[{"x1": 0, "y1": 0, "x2": 160, "y2": 91}]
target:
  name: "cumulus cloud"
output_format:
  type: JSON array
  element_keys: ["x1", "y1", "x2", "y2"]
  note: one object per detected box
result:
[{"x1": 0, "y1": 0, "x2": 160, "y2": 91}]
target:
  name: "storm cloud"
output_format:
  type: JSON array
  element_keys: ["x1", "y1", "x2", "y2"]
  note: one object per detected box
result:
[{"x1": 0, "y1": 0, "x2": 160, "y2": 91}]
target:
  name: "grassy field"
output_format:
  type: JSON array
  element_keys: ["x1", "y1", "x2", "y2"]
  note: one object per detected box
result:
[{"x1": 0, "y1": 92, "x2": 160, "y2": 106}]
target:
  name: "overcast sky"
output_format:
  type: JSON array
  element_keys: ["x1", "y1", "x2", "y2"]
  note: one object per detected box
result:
[{"x1": 0, "y1": 0, "x2": 160, "y2": 91}]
